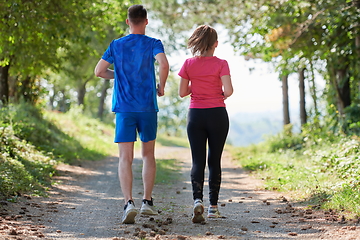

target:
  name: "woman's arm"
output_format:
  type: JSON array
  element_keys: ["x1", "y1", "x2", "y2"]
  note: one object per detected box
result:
[
  {"x1": 179, "y1": 77, "x2": 191, "y2": 98},
  {"x1": 221, "y1": 75, "x2": 233, "y2": 100}
]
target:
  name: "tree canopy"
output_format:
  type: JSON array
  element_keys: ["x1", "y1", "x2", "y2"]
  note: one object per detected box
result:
[
  {"x1": 145, "y1": 0, "x2": 360, "y2": 134},
  {"x1": 1, "y1": 0, "x2": 359, "y2": 136},
  {"x1": 0, "y1": 0, "x2": 134, "y2": 106}
]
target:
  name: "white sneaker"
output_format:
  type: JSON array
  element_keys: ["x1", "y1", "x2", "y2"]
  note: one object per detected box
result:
[
  {"x1": 122, "y1": 200, "x2": 137, "y2": 224},
  {"x1": 140, "y1": 198, "x2": 158, "y2": 215},
  {"x1": 207, "y1": 206, "x2": 221, "y2": 218},
  {"x1": 192, "y1": 199, "x2": 205, "y2": 223}
]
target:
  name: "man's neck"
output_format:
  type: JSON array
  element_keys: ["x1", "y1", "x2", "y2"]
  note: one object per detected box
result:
[
  {"x1": 130, "y1": 28, "x2": 145, "y2": 35},
  {"x1": 127, "y1": 19, "x2": 147, "y2": 35}
]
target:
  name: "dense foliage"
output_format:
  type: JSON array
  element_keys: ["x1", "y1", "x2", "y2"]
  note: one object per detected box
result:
[
  {"x1": 0, "y1": 0, "x2": 137, "y2": 117},
  {"x1": 0, "y1": 103, "x2": 116, "y2": 199},
  {"x1": 233, "y1": 123, "x2": 360, "y2": 216},
  {"x1": 145, "y1": 0, "x2": 360, "y2": 133}
]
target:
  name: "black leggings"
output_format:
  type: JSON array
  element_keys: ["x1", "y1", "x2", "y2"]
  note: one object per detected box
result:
[{"x1": 187, "y1": 107, "x2": 229, "y2": 206}]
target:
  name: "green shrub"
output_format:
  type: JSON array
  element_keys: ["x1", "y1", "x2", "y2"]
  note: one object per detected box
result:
[
  {"x1": 0, "y1": 126, "x2": 55, "y2": 198},
  {"x1": 0, "y1": 103, "x2": 116, "y2": 200},
  {"x1": 344, "y1": 102, "x2": 360, "y2": 135},
  {"x1": 323, "y1": 185, "x2": 360, "y2": 217},
  {"x1": 232, "y1": 124, "x2": 360, "y2": 216},
  {"x1": 307, "y1": 138, "x2": 360, "y2": 187},
  {"x1": 265, "y1": 124, "x2": 303, "y2": 153}
]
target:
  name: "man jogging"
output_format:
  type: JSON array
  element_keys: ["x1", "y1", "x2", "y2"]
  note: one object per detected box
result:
[{"x1": 94, "y1": 4, "x2": 169, "y2": 224}]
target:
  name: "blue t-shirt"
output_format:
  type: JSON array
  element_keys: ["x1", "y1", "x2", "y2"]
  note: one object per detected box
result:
[{"x1": 102, "y1": 34, "x2": 164, "y2": 112}]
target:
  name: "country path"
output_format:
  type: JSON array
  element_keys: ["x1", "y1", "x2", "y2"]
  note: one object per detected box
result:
[{"x1": 1, "y1": 146, "x2": 359, "y2": 239}]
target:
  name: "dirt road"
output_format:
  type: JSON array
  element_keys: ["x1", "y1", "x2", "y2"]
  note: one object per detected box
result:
[{"x1": 1, "y1": 146, "x2": 359, "y2": 239}]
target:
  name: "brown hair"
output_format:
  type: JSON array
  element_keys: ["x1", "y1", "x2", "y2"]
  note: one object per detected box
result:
[
  {"x1": 187, "y1": 25, "x2": 218, "y2": 56},
  {"x1": 128, "y1": 5, "x2": 147, "y2": 25}
]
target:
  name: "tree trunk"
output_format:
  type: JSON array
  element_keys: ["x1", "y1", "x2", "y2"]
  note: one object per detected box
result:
[
  {"x1": 77, "y1": 76, "x2": 93, "y2": 109},
  {"x1": 299, "y1": 68, "x2": 307, "y2": 126},
  {"x1": 8, "y1": 75, "x2": 17, "y2": 102},
  {"x1": 97, "y1": 79, "x2": 110, "y2": 120},
  {"x1": 21, "y1": 76, "x2": 32, "y2": 103},
  {"x1": 356, "y1": 30, "x2": 360, "y2": 99},
  {"x1": 354, "y1": 0, "x2": 360, "y2": 98},
  {"x1": 77, "y1": 82, "x2": 86, "y2": 107},
  {"x1": 48, "y1": 86, "x2": 56, "y2": 110},
  {"x1": 309, "y1": 60, "x2": 319, "y2": 117},
  {"x1": 282, "y1": 74, "x2": 290, "y2": 125},
  {"x1": 58, "y1": 89, "x2": 68, "y2": 112},
  {"x1": 334, "y1": 68, "x2": 351, "y2": 116},
  {"x1": 0, "y1": 65, "x2": 10, "y2": 106}
]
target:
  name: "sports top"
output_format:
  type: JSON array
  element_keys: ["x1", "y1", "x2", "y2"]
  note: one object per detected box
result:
[
  {"x1": 102, "y1": 34, "x2": 165, "y2": 112},
  {"x1": 178, "y1": 56, "x2": 230, "y2": 109}
]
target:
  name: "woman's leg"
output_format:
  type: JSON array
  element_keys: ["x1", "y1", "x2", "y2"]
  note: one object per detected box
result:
[
  {"x1": 206, "y1": 108, "x2": 229, "y2": 206},
  {"x1": 187, "y1": 109, "x2": 207, "y2": 201}
]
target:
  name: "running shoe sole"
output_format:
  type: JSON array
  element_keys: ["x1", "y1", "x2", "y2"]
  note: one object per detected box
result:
[
  {"x1": 140, "y1": 207, "x2": 158, "y2": 215},
  {"x1": 122, "y1": 209, "x2": 137, "y2": 224},
  {"x1": 207, "y1": 207, "x2": 221, "y2": 218},
  {"x1": 192, "y1": 204, "x2": 205, "y2": 223}
]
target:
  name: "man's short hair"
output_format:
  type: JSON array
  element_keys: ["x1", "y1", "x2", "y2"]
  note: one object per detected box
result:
[{"x1": 128, "y1": 5, "x2": 147, "y2": 25}]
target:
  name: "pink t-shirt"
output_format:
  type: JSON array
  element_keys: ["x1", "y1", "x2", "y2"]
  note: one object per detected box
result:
[{"x1": 178, "y1": 56, "x2": 230, "y2": 109}]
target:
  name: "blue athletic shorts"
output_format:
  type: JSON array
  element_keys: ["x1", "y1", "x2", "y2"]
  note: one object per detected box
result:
[{"x1": 114, "y1": 112, "x2": 157, "y2": 143}]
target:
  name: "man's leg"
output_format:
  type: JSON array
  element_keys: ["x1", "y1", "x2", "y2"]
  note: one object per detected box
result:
[
  {"x1": 118, "y1": 142, "x2": 135, "y2": 204},
  {"x1": 141, "y1": 140, "x2": 156, "y2": 201}
]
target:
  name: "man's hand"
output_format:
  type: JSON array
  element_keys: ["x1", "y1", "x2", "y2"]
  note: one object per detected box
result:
[
  {"x1": 157, "y1": 83, "x2": 165, "y2": 96},
  {"x1": 155, "y1": 53, "x2": 169, "y2": 97}
]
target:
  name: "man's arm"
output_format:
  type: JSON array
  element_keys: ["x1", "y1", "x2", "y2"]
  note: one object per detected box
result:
[
  {"x1": 155, "y1": 53, "x2": 169, "y2": 97},
  {"x1": 94, "y1": 59, "x2": 114, "y2": 79}
]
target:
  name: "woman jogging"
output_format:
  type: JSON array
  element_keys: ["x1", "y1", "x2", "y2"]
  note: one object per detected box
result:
[{"x1": 178, "y1": 25, "x2": 234, "y2": 223}]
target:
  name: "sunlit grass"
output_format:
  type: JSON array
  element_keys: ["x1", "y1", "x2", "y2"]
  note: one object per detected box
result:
[
  {"x1": 133, "y1": 158, "x2": 182, "y2": 185},
  {"x1": 155, "y1": 159, "x2": 182, "y2": 184},
  {"x1": 323, "y1": 187, "x2": 360, "y2": 217},
  {"x1": 44, "y1": 107, "x2": 118, "y2": 159},
  {"x1": 156, "y1": 135, "x2": 189, "y2": 148},
  {"x1": 1, "y1": 104, "x2": 117, "y2": 200},
  {"x1": 232, "y1": 132, "x2": 360, "y2": 217}
]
